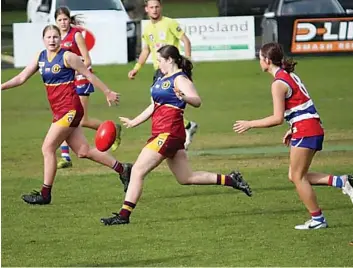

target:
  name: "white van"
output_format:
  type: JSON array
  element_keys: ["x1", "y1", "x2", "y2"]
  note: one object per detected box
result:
[{"x1": 27, "y1": 0, "x2": 137, "y2": 61}]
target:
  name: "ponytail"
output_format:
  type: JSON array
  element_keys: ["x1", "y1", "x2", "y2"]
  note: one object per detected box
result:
[
  {"x1": 177, "y1": 56, "x2": 193, "y2": 81},
  {"x1": 281, "y1": 58, "x2": 297, "y2": 73},
  {"x1": 70, "y1": 14, "x2": 84, "y2": 26}
]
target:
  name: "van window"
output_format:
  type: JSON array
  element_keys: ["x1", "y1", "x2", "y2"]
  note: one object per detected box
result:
[
  {"x1": 56, "y1": 0, "x2": 123, "y2": 11},
  {"x1": 281, "y1": 0, "x2": 344, "y2": 15}
]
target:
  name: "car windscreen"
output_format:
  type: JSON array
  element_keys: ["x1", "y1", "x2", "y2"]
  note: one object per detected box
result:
[
  {"x1": 281, "y1": 0, "x2": 344, "y2": 15},
  {"x1": 56, "y1": 0, "x2": 123, "y2": 11}
]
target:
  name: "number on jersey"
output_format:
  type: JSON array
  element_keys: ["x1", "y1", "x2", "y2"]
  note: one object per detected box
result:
[{"x1": 290, "y1": 73, "x2": 310, "y2": 98}]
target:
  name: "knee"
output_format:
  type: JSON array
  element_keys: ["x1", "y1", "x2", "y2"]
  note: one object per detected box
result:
[
  {"x1": 288, "y1": 172, "x2": 293, "y2": 183},
  {"x1": 177, "y1": 176, "x2": 193, "y2": 185},
  {"x1": 75, "y1": 144, "x2": 90, "y2": 158},
  {"x1": 42, "y1": 143, "x2": 55, "y2": 157}
]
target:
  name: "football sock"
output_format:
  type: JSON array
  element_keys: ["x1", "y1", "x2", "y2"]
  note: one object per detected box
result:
[
  {"x1": 41, "y1": 184, "x2": 52, "y2": 198},
  {"x1": 328, "y1": 175, "x2": 346, "y2": 189},
  {"x1": 184, "y1": 119, "x2": 191, "y2": 129},
  {"x1": 216, "y1": 174, "x2": 233, "y2": 187},
  {"x1": 60, "y1": 145, "x2": 71, "y2": 161},
  {"x1": 311, "y1": 209, "x2": 325, "y2": 223},
  {"x1": 119, "y1": 201, "x2": 136, "y2": 219},
  {"x1": 112, "y1": 161, "x2": 124, "y2": 174}
]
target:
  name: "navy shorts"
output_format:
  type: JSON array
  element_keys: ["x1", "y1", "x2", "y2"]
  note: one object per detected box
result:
[
  {"x1": 291, "y1": 135, "x2": 324, "y2": 151},
  {"x1": 76, "y1": 83, "x2": 95, "y2": 96}
]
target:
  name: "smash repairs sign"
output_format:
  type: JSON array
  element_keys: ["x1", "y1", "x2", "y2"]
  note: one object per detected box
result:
[
  {"x1": 141, "y1": 16, "x2": 255, "y2": 62},
  {"x1": 291, "y1": 17, "x2": 353, "y2": 53},
  {"x1": 13, "y1": 21, "x2": 127, "y2": 68}
]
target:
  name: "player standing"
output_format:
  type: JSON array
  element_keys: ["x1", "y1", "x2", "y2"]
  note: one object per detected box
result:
[{"x1": 233, "y1": 42, "x2": 353, "y2": 230}]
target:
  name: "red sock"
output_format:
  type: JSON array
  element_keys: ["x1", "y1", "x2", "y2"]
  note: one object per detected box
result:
[
  {"x1": 328, "y1": 175, "x2": 333, "y2": 186},
  {"x1": 119, "y1": 201, "x2": 136, "y2": 219},
  {"x1": 216, "y1": 174, "x2": 233, "y2": 186},
  {"x1": 41, "y1": 184, "x2": 52, "y2": 198},
  {"x1": 112, "y1": 161, "x2": 123, "y2": 174}
]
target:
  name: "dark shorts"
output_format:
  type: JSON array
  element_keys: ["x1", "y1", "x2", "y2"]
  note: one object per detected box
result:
[
  {"x1": 152, "y1": 69, "x2": 164, "y2": 85},
  {"x1": 145, "y1": 133, "x2": 185, "y2": 158},
  {"x1": 291, "y1": 135, "x2": 324, "y2": 151},
  {"x1": 76, "y1": 83, "x2": 95, "y2": 96}
]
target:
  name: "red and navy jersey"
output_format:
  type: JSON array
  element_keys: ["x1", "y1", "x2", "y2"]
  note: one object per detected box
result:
[
  {"x1": 274, "y1": 68, "x2": 324, "y2": 138},
  {"x1": 38, "y1": 49, "x2": 83, "y2": 122},
  {"x1": 151, "y1": 70, "x2": 187, "y2": 138},
  {"x1": 60, "y1": 26, "x2": 92, "y2": 86}
]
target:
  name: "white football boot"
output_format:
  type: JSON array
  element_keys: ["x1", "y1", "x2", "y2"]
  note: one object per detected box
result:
[
  {"x1": 295, "y1": 219, "x2": 328, "y2": 230},
  {"x1": 184, "y1": 121, "x2": 198, "y2": 150},
  {"x1": 342, "y1": 175, "x2": 353, "y2": 204}
]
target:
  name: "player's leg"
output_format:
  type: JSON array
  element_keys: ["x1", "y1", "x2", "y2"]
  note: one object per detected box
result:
[
  {"x1": 166, "y1": 149, "x2": 252, "y2": 196},
  {"x1": 303, "y1": 172, "x2": 353, "y2": 204},
  {"x1": 100, "y1": 147, "x2": 165, "y2": 225},
  {"x1": 289, "y1": 146, "x2": 328, "y2": 230},
  {"x1": 22, "y1": 122, "x2": 75, "y2": 205},
  {"x1": 57, "y1": 140, "x2": 73, "y2": 169},
  {"x1": 65, "y1": 126, "x2": 131, "y2": 189}
]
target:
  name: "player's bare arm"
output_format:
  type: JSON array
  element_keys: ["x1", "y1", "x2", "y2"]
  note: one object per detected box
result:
[
  {"x1": 64, "y1": 51, "x2": 119, "y2": 106},
  {"x1": 233, "y1": 81, "x2": 287, "y2": 133},
  {"x1": 75, "y1": 32, "x2": 91, "y2": 67},
  {"x1": 180, "y1": 34, "x2": 192, "y2": 58},
  {"x1": 1, "y1": 57, "x2": 39, "y2": 90},
  {"x1": 175, "y1": 76, "x2": 201, "y2": 108},
  {"x1": 119, "y1": 102, "x2": 154, "y2": 128},
  {"x1": 128, "y1": 45, "x2": 151, "y2": 79}
]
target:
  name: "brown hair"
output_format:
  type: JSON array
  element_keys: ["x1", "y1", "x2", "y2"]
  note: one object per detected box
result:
[
  {"x1": 260, "y1": 42, "x2": 297, "y2": 73},
  {"x1": 144, "y1": 0, "x2": 162, "y2": 5},
  {"x1": 42, "y1": 24, "x2": 60, "y2": 38},
  {"x1": 157, "y1": 45, "x2": 193, "y2": 81},
  {"x1": 54, "y1": 6, "x2": 83, "y2": 26}
]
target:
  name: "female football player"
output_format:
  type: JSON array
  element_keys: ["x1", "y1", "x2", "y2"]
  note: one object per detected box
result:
[
  {"x1": 233, "y1": 42, "x2": 353, "y2": 230},
  {"x1": 1, "y1": 25, "x2": 131, "y2": 205},
  {"x1": 100, "y1": 45, "x2": 252, "y2": 225},
  {"x1": 55, "y1": 6, "x2": 122, "y2": 169}
]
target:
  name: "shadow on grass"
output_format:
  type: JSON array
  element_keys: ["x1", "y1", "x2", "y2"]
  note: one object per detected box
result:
[{"x1": 71, "y1": 254, "x2": 193, "y2": 267}]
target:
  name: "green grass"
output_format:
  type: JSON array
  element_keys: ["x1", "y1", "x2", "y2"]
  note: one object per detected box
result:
[{"x1": 2, "y1": 58, "x2": 353, "y2": 267}]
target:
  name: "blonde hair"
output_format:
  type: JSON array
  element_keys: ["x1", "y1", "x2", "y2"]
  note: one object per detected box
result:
[{"x1": 42, "y1": 24, "x2": 60, "y2": 37}]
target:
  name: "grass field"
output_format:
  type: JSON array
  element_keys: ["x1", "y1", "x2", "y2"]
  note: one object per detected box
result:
[{"x1": 2, "y1": 57, "x2": 353, "y2": 267}]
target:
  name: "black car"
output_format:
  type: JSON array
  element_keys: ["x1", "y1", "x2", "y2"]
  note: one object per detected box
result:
[{"x1": 261, "y1": 0, "x2": 353, "y2": 44}]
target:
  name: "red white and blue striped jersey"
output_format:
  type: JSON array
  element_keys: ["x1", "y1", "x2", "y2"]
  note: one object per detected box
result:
[
  {"x1": 38, "y1": 49, "x2": 82, "y2": 121},
  {"x1": 274, "y1": 68, "x2": 324, "y2": 138},
  {"x1": 150, "y1": 70, "x2": 187, "y2": 138}
]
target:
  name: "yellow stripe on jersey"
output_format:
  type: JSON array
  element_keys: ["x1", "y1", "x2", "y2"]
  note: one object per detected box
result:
[
  {"x1": 142, "y1": 16, "x2": 185, "y2": 70},
  {"x1": 55, "y1": 110, "x2": 77, "y2": 127},
  {"x1": 63, "y1": 51, "x2": 70, "y2": 68},
  {"x1": 45, "y1": 80, "x2": 74, "y2": 86},
  {"x1": 145, "y1": 133, "x2": 170, "y2": 152}
]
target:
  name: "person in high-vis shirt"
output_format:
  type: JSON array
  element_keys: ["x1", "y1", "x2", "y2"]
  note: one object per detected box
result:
[{"x1": 128, "y1": 0, "x2": 198, "y2": 150}]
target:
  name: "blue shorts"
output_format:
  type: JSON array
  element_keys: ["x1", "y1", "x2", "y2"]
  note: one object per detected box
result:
[
  {"x1": 76, "y1": 83, "x2": 95, "y2": 96},
  {"x1": 291, "y1": 135, "x2": 324, "y2": 151}
]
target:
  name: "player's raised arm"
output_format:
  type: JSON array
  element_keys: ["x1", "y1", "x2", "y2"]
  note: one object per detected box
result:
[
  {"x1": 128, "y1": 44, "x2": 151, "y2": 80},
  {"x1": 1, "y1": 57, "x2": 39, "y2": 90},
  {"x1": 64, "y1": 51, "x2": 119, "y2": 106}
]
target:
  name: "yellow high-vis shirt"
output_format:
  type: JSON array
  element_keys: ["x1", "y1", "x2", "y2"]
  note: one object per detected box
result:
[{"x1": 142, "y1": 16, "x2": 185, "y2": 70}]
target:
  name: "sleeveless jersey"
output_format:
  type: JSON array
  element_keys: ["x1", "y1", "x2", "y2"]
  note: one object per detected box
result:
[
  {"x1": 38, "y1": 49, "x2": 83, "y2": 122},
  {"x1": 60, "y1": 26, "x2": 91, "y2": 86},
  {"x1": 151, "y1": 70, "x2": 187, "y2": 138},
  {"x1": 274, "y1": 69, "x2": 324, "y2": 138}
]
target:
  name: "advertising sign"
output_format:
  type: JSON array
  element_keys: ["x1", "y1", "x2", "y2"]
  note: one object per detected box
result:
[{"x1": 141, "y1": 16, "x2": 256, "y2": 62}]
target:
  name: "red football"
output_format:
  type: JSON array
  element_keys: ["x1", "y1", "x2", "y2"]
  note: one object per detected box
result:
[{"x1": 95, "y1": 120, "x2": 117, "y2": 152}]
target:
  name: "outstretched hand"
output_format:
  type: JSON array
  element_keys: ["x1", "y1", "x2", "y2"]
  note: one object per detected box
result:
[
  {"x1": 119, "y1": 117, "x2": 135, "y2": 128},
  {"x1": 105, "y1": 90, "x2": 120, "y2": 106},
  {"x1": 233, "y1": 120, "x2": 252, "y2": 134}
]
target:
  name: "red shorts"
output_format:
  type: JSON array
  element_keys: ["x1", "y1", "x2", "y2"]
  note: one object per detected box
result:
[{"x1": 145, "y1": 133, "x2": 185, "y2": 158}]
